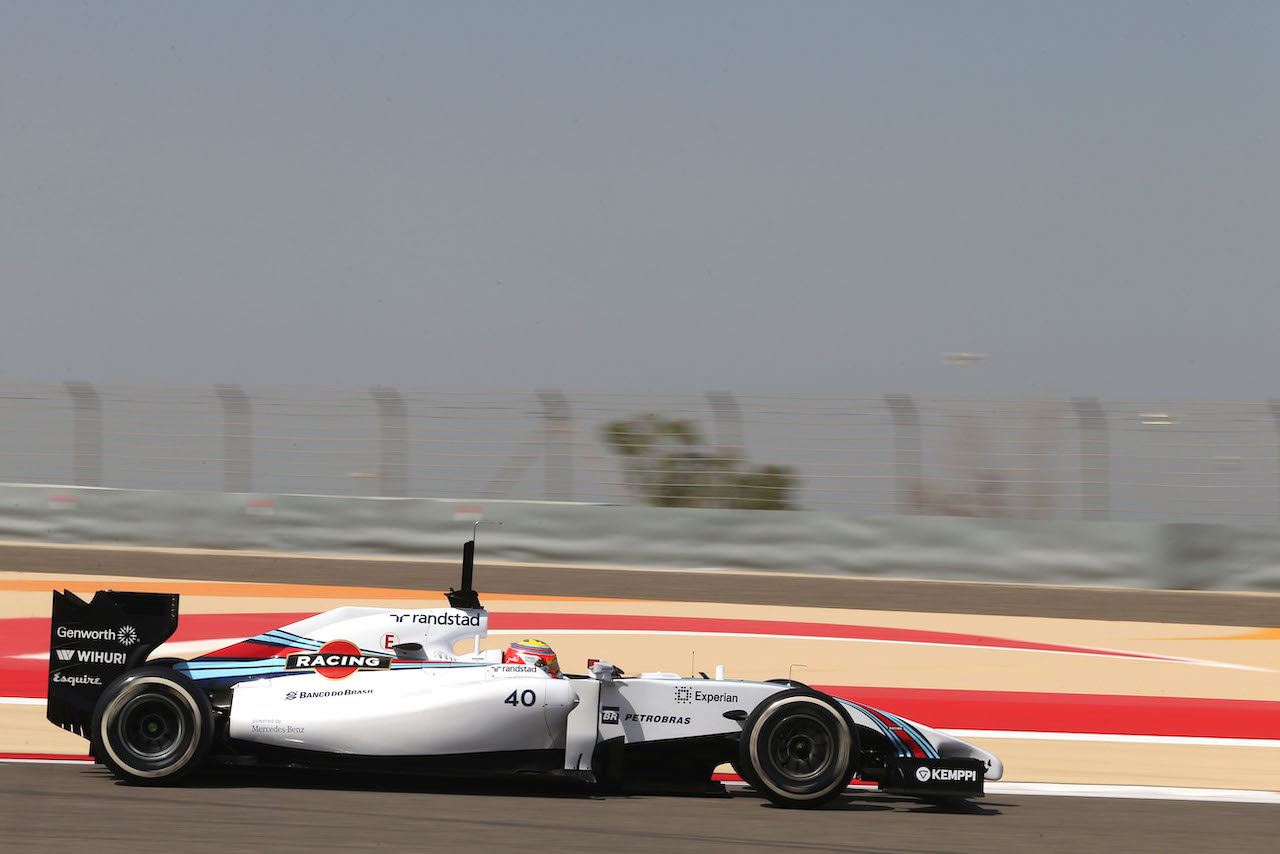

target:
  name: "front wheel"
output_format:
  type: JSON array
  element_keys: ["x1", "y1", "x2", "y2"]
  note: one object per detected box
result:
[
  {"x1": 738, "y1": 689, "x2": 857, "y2": 808},
  {"x1": 91, "y1": 666, "x2": 213, "y2": 785}
]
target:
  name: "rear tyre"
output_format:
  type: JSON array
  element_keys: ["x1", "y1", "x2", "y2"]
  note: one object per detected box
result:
[
  {"x1": 91, "y1": 666, "x2": 213, "y2": 785},
  {"x1": 738, "y1": 689, "x2": 856, "y2": 809}
]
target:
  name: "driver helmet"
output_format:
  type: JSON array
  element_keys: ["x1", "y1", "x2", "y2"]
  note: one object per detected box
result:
[{"x1": 503, "y1": 638, "x2": 562, "y2": 678}]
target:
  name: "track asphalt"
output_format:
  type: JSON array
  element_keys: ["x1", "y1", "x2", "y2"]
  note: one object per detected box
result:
[{"x1": 3, "y1": 762, "x2": 1276, "y2": 854}]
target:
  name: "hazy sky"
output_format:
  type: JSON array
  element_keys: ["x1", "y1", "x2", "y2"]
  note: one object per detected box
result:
[{"x1": 3, "y1": 1, "x2": 1277, "y2": 398}]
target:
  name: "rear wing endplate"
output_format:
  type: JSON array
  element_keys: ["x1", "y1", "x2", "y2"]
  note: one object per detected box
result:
[{"x1": 47, "y1": 590, "x2": 180, "y2": 739}]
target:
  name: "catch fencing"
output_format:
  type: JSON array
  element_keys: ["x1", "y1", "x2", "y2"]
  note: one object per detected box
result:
[{"x1": 3, "y1": 383, "x2": 1280, "y2": 525}]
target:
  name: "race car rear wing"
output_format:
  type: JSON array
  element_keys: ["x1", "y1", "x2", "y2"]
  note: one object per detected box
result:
[{"x1": 47, "y1": 590, "x2": 180, "y2": 738}]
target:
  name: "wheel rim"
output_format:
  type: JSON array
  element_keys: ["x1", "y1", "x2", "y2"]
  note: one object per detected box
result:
[
  {"x1": 765, "y1": 712, "x2": 835, "y2": 783},
  {"x1": 746, "y1": 694, "x2": 854, "y2": 802},
  {"x1": 112, "y1": 692, "x2": 189, "y2": 765}
]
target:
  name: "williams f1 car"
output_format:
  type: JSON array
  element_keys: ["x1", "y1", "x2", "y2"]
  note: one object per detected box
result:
[{"x1": 47, "y1": 538, "x2": 1003, "y2": 808}]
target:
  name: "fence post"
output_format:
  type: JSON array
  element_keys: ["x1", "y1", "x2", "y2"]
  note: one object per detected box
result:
[
  {"x1": 371, "y1": 387, "x2": 408, "y2": 497},
  {"x1": 885, "y1": 394, "x2": 921, "y2": 514},
  {"x1": 64, "y1": 381, "x2": 103, "y2": 487},
  {"x1": 1268, "y1": 401, "x2": 1280, "y2": 522},
  {"x1": 214, "y1": 385, "x2": 252, "y2": 493},
  {"x1": 536, "y1": 389, "x2": 572, "y2": 501},
  {"x1": 1071, "y1": 397, "x2": 1109, "y2": 521},
  {"x1": 706, "y1": 391, "x2": 743, "y2": 507}
]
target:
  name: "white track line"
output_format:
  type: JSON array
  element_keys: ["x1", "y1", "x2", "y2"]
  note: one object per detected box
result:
[
  {"x1": 484, "y1": 629, "x2": 1265, "y2": 672},
  {"x1": 718, "y1": 778, "x2": 1279, "y2": 804},
  {"x1": 944, "y1": 729, "x2": 1280, "y2": 749},
  {"x1": 984, "y1": 782, "x2": 1280, "y2": 804}
]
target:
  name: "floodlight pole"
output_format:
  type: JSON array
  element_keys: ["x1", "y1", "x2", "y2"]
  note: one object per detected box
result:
[
  {"x1": 371, "y1": 387, "x2": 409, "y2": 497},
  {"x1": 214, "y1": 385, "x2": 252, "y2": 493},
  {"x1": 885, "y1": 394, "x2": 922, "y2": 514},
  {"x1": 1071, "y1": 397, "x2": 1109, "y2": 521},
  {"x1": 1268, "y1": 401, "x2": 1280, "y2": 522},
  {"x1": 64, "y1": 381, "x2": 103, "y2": 487},
  {"x1": 536, "y1": 389, "x2": 572, "y2": 501},
  {"x1": 706, "y1": 391, "x2": 743, "y2": 507}
]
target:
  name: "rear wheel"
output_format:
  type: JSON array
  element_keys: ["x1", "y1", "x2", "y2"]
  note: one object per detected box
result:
[
  {"x1": 738, "y1": 689, "x2": 856, "y2": 808},
  {"x1": 91, "y1": 666, "x2": 213, "y2": 785}
]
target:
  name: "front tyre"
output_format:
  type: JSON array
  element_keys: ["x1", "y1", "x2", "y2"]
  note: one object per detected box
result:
[
  {"x1": 91, "y1": 666, "x2": 213, "y2": 785},
  {"x1": 738, "y1": 689, "x2": 857, "y2": 809}
]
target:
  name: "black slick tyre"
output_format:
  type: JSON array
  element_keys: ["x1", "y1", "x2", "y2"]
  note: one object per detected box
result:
[
  {"x1": 738, "y1": 688, "x2": 857, "y2": 809},
  {"x1": 91, "y1": 666, "x2": 213, "y2": 785}
]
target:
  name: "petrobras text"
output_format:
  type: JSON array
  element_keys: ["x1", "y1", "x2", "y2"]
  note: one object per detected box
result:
[{"x1": 624, "y1": 713, "x2": 691, "y2": 725}]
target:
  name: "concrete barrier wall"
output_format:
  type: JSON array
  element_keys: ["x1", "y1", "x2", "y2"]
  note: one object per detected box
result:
[{"x1": 0, "y1": 483, "x2": 1277, "y2": 592}]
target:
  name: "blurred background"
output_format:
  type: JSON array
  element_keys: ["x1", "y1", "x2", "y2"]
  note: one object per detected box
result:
[
  {"x1": 4, "y1": 2, "x2": 1279, "y2": 545},
  {"x1": 5, "y1": 381, "x2": 1280, "y2": 525}
]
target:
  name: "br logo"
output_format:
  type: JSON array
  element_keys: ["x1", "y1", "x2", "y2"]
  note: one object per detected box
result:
[
  {"x1": 915, "y1": 766, "x2": 932, "y2": 783},
  {"x1": 285, "y1": 640, "x2": 391, "y2": 679}
]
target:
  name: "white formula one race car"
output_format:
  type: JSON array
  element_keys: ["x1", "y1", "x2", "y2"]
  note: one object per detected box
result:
[{"x1": 47, "y1": 538, "x2": 1003, "y2": 808}]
